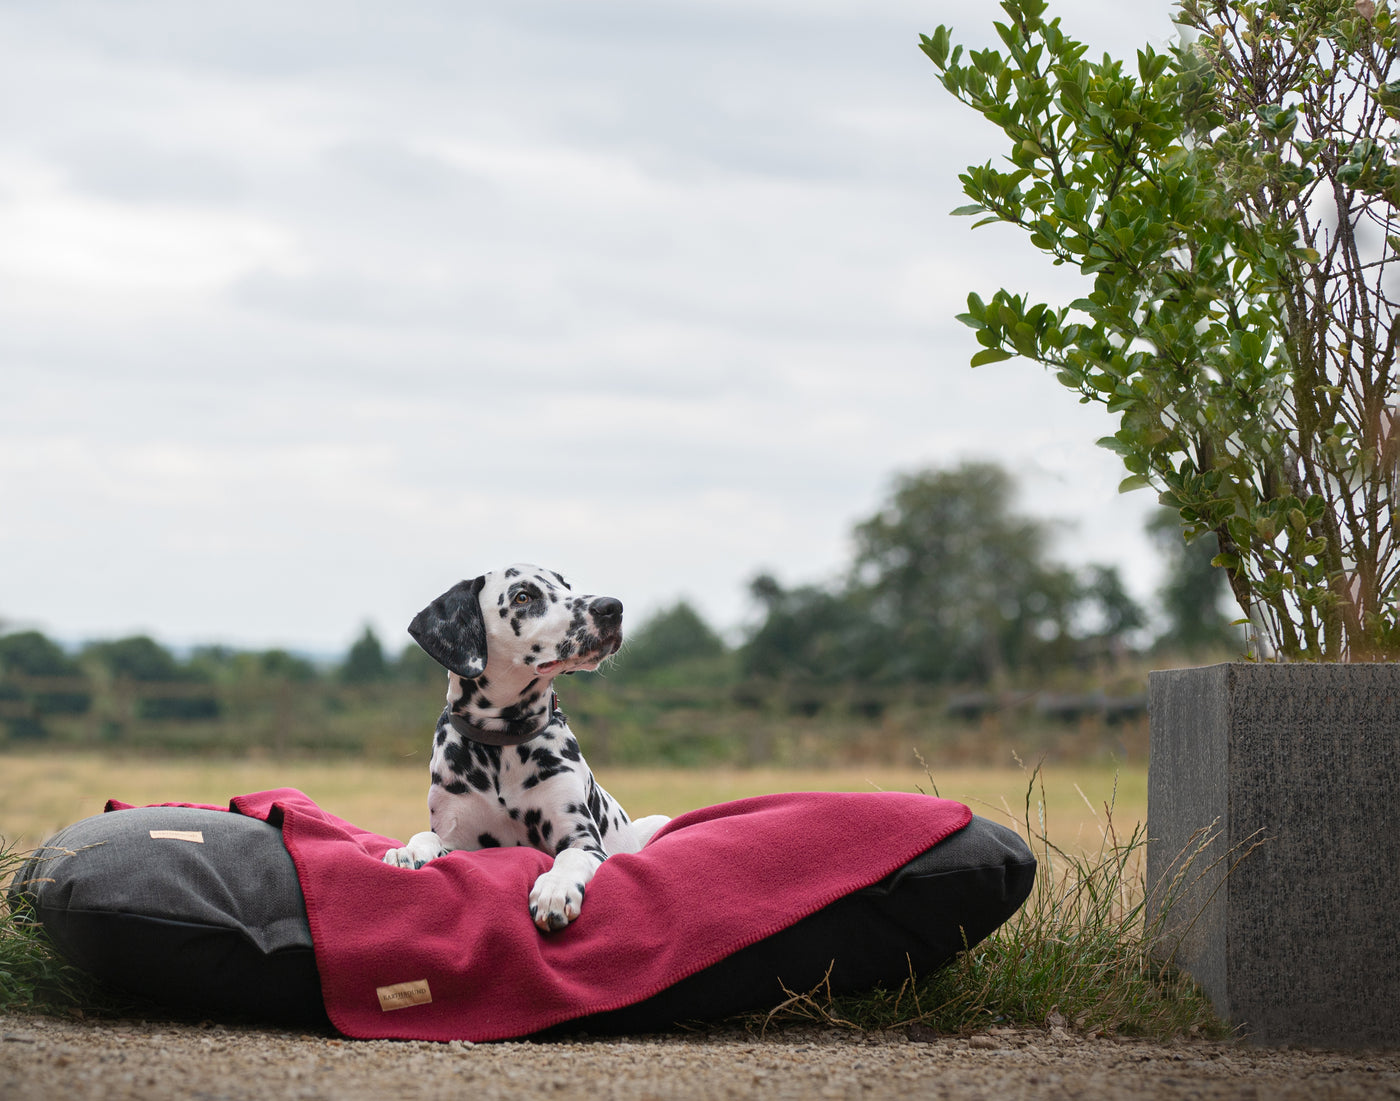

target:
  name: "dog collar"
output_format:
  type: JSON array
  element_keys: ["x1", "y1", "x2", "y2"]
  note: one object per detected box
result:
[{"x1": 448, "y1": 692, "x2": 561, "y2": 746}]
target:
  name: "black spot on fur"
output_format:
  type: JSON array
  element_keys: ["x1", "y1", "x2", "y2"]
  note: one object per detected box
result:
[
  {"x1": 465, "y1": 768, "x2": 491, "y2": 792},
  {"x1": 443, "y1": 740, "x2": 472, "y2": 774},
  {"x1": 524, "y1": 808, "x2": 544, "y2": 848},
  {"x1": 478, "y1": 833, "x2": 501, "y2": 848},
  {"x1": 525, "y1": 745, "x2": 567, "y2": 785}
]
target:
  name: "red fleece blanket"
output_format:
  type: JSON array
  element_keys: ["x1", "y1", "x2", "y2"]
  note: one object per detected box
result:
[{"x1": 109, "y1": 788, "x2": 971, "y2": 1042}]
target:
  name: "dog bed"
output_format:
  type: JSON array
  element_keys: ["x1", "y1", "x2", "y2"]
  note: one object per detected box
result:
[{"x1": 10, "y1": 789, "x2": 1035, "y2": 1041}]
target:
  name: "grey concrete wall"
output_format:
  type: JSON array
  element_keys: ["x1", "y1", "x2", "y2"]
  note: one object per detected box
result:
[{"x1": 1147, "y1": 663, "x2": 1400, "y2": 1048}]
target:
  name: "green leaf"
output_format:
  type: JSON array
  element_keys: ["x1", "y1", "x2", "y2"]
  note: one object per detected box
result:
[
  {"x1": 969, "y1": 348, "x2": 1016, "y2": 366},
  {"x1": 922, "y1": 26, "x2": 951, "y2": 68},
  {"x1": 1117, "y1": 474, "x2": 1152, "y2": 493}
]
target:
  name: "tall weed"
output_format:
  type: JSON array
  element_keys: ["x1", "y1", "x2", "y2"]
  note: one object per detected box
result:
[{"x1": 0, "y1": 841, "x2": 101, "y2": 1014}]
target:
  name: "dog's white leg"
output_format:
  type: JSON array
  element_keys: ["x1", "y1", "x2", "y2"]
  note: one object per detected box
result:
[
  {"x1": 529, "y1": 847, "x2": 603, "y2": 932},
  {"x1": 383, "y1": 830, "x2": 449, "y2": 869},
  {"x1": 629, "y1": 814, "x2": 670, "y2": 848}
]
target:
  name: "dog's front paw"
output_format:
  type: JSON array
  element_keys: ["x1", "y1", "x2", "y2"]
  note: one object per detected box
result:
[
  {"x1": 383, "y1": 831, "x2": 448, "y2": 869},
  {"x1": 529, "y1": 870, "x2": 586, "y2": 932}
]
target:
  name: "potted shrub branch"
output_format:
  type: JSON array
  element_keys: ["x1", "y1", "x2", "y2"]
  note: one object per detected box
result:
[{"x1": 924, "y1": 0, "x2": 1399, "y2": 1046}]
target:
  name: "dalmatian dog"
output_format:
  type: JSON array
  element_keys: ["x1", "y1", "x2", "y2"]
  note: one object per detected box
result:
[{"x1": 383, "y1": 564, "x2": 670, "y2": 932}]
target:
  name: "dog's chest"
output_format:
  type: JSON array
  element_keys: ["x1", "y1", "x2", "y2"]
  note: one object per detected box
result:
[{"x1": 427, "y1": 727, "x2": 590, "y2": 850}]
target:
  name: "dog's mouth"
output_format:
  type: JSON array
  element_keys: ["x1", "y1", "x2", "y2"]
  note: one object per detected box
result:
[{"x1": 535, "y1": 636, "x2": 621, "y2": 677}]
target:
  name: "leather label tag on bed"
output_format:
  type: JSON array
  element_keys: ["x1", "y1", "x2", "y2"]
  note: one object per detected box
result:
[
  {"x1": 377, "y1": 979, "x2": 433, "y2": 1011},
  {"x1": 148, "y1": 830, "x2": 205, "y2": 843}
]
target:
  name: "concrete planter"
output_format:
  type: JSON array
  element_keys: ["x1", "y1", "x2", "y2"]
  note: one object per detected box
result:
[{"x1": 1146, "y1": 662, "x2": 1400, "y2": 1048}]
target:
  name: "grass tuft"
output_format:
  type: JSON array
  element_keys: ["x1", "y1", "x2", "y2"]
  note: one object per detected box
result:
[
  {"x1": 0, "y1": 840, "x2": 106, "y2": 1015},
  {"x1": 752, "y1": 761, "x2": 1239, "y2": 1041}
]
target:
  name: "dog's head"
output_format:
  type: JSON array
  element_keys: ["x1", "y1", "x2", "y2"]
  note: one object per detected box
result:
[{"x1": 408, "y1": 564, "x2": 624, "y2": 684}]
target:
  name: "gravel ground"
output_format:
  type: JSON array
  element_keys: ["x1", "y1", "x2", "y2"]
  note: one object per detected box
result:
[{"x1": 2, "y1": 1014, "x2": 1398, "y2": 1100}]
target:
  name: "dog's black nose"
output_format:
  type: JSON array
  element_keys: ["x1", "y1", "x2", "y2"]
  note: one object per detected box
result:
[{"x1": 590, "y1": 597, "x2": 623, "y2": 621}]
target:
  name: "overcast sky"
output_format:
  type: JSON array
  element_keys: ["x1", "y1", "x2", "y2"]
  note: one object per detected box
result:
[{"x1": 1, "y1": 0, "x2": 1181, "y2": 656}]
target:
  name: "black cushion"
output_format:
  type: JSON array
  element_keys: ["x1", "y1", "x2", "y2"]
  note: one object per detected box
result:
[
  {"x1": 10, "y1": 805, "x2": 1034, "y2": 1033},
  {"x1": 10, "y1": 806, "x2": 328, "y2": 1028}
]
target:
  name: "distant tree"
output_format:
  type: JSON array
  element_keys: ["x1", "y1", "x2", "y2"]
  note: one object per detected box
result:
[
  {"x1": 257, "y1": 648, "x2": 319, "y2": 683},
  {"x1": 1148, "y1": 510, "x2": 1243, "y2": 654},
  {"x1": 1081, "y1": 564, "x2": 1147, "y2": 639},
  {"x1": 741, "y1": 575, "x2": 881, "y2": 682},
  {"x1": 84, "y1": 636, "x2": 219, "y2": 719},
  {"x1": 189, "y1": 645, "x2": 322, "y2": 684},
  {"x1": 0, "y1": 630, "x2": 91, "y2": 723},
  {"x1": 1073, "y1": 564, "x2": 1149, "y2": 665},
  {"x1": 84, "y1": 636, "x2": 185, "y2": 681},
  {"x1": 395, "y1": 641, "x2": 442, "y2": 685},
  {"x1": 0, "y1": 631, "x2": 83, "y2": 678},
  {"x1": 851, "y1": 462, "x2": 1084, "y2": 683},
  {"x1": 340, "y1": 626, "x2": 389, "y2": 684},
  {"x1": 621, "y1": 601, "x2": 726, "y2": 676}
]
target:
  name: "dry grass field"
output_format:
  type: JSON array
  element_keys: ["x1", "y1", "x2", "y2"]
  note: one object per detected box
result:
[{"x1": 0, "y1": 752, "x2": 1146, "y2": 857}]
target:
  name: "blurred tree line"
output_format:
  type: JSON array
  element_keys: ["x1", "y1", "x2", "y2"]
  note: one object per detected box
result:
[
  {"x1": 1, "y1": 461, "x2": 1242, "y2": 748},
  {"x1": 0, "y1": 621, "x2": 437, "y2": 741}
]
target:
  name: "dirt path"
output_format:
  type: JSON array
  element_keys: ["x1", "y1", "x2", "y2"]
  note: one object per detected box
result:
[{"x1": 2, "y1": 1013, "x2": 1397, "y2": 1100}]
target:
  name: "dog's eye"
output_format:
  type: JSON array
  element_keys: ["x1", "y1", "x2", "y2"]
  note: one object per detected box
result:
[{"x1": 513, "y1": 591, "x2": 532, "y2": 605}]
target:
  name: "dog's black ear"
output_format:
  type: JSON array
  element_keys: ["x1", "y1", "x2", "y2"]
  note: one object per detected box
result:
[{"x1": 408, "y1": 576, "x2": 488, "y2": 679}]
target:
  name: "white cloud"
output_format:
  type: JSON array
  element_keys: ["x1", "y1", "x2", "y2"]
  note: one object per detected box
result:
[{"x1": 0, "y1": 158, "x2": 301, "y2": 316}]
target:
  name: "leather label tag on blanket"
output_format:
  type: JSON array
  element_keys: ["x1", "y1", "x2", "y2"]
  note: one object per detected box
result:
[
  {"x1": 377, "y1": 979, "x2": 433, "y2": 1012},
  {"x1": 148, "y1": 830, "x2": 205, "y2": 843}
]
